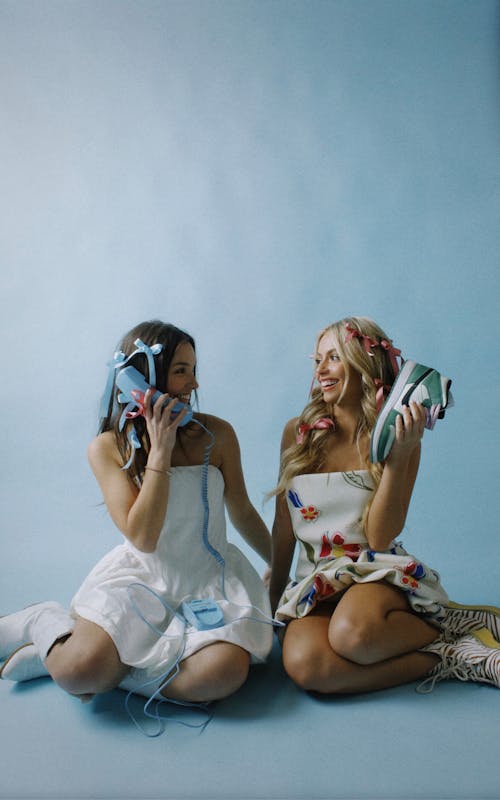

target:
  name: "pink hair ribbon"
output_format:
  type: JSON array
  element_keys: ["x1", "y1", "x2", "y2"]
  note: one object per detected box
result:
[
  {"x1": 345, "y1": 324, "x2": 401, "y2": 376},
  {"x1": 378, "y1": 339, "x2": 402, "y2": 376},
  {"x1": 345, "y1": 324, "x2": 379, "y2": 354},
  {"x1": 297, "y1": 417, "x2": 335, "y2": 444}
]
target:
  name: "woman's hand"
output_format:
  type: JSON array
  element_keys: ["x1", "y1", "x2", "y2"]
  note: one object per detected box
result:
[
  {"x1": 388, "y1": 401, "x2": 426, "y2": 464},
  {"x1": 143, "y1": 388, "x2": 189, "y2": 469},
  {"x1": 365, "y1": 402, "x2": 425, "y2": 549}
]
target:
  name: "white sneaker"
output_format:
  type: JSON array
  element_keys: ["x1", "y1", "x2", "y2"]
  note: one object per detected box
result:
[
  {"x1": 418, "y1": 629, "x2": 500, "y2": 692},
  {"x1": 0, "y1": 602, "x2": 73, "y2": 661},
  {"x1": 0, "y1": 643, "x2": 48, "y2": 681}
]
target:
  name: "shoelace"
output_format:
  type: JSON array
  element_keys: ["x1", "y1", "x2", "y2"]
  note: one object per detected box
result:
[{"x1": 416, "y1": 662, "x2": 471, "y2": 694}]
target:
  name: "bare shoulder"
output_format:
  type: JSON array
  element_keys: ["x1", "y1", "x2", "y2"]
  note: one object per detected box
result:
[
  {"x1": 281, "y1": 417, "x2": 299, "y2": 450},
  {"x1": 87, "y1": 431, "x2": 121, "y2": 472},
  {"x1": 201, "y1": 414, "x2": 238, "y2": 444}
]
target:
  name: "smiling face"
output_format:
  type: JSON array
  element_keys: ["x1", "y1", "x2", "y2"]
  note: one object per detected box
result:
[
  {"x1": 314, "y1": 330, "x2": 363, "y2": 408},
  {"x1": 166, "y1": 341, "x2": 198, "y2": 404}
]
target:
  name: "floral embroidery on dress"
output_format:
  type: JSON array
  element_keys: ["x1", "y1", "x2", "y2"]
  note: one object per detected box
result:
[
  {"x1": 277, "y1": 472, "x2": 449, "y2": 623},
  {"x1": 297, "y1": 574, "x2": 336, "y2": 610},
  {"x1": 399, "y1": 560, "x2": 426, "y2": 592},
  {"x1": 320, "y1": 531, "x2": 362, "y2": 561},
  {"x1": 300, "y1": 505, "x2": 320, "y2": 522},
  {"x1": 287, "y1": 489, "x2": 320, "y2": 522}
]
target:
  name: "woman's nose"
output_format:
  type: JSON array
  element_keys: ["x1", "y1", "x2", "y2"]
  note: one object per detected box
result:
[{"x1": 316, "y1": 357, "x2": 327, "y2": 375}]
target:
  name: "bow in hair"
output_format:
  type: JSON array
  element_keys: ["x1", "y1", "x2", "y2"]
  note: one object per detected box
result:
[
  {"x1": 378, "y1": 339, "x2": 402, "y2": 377},
  {"x1": 345, "y1": 324, "x2": 379, "y2": 354},
  {"x1": 345, "y1": 324, "x2": 401, "y2": 377},
  {"x1": 297, "y1": 417, "x2": 335, "y2": 444}
]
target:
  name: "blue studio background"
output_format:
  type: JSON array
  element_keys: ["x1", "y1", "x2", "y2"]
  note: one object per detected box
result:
[{"x1": 1, "y1": 1, "x2": 499, "y2": 799}]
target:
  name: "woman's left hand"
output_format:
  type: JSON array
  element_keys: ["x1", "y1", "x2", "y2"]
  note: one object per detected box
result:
[{"x1": 389, "y1": 400, "x2": 426, "y2": 461}]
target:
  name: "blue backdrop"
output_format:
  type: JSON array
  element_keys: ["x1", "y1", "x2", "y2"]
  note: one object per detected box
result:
[{"x1": 1, "y1": 2, "x2": 499, "y2": 797}]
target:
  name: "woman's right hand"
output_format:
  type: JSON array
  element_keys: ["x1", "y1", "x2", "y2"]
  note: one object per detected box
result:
[{"x1": 142, "y1": 388, "x2": 189, "y2": 468}]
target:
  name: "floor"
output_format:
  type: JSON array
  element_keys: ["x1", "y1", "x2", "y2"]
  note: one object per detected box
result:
[{"x1": 1, "y1": 637, "x2": 499, "y2": 800}]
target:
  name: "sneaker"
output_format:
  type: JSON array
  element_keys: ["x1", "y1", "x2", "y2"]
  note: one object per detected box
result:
[
  {"x1": 443, "y1": 601, "x2": 500, "y2": 642},
  {"x1": 370, "y1": 360, "x2": 454, "y2": 463},
  {"x1": 417, "y1": 629, "x2": 500, "y2": 692}
]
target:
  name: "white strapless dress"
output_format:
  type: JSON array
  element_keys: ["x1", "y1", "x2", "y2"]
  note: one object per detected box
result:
[{"x1": 71, "y1": 465, "x2": 273, "y2": 680}]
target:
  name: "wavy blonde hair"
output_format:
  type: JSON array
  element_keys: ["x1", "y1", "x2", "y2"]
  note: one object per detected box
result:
[{"x1": 272, "y1": 316, "x2": 400, "y2": 531}]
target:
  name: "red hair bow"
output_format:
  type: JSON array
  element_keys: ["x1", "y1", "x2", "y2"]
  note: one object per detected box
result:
[
  {"x1": 345, "y1": 324, "x2": 379, "y2": 353},
  {"x1": 297, "y1": 417, "x2": 335, "y2": 444},
  {"x1": 345, "y1": 324, "x2": 401, "y2": 376},
  {"x1": 378, "y1": 339, "x2": 402, "y2": 376}
]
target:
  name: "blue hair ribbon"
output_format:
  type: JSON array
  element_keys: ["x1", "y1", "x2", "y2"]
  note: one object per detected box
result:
[
  {"x1": 98, "y1": 339, "x2": 163, "y2": 434},
  {"x1": 121, "y1": 427, "x2": 142, "y2": 471}
]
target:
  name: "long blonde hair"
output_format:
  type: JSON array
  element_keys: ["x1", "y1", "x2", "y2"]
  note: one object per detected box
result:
[{"x1": 272, "y1": 316, "x2": 400, "y2": 531}]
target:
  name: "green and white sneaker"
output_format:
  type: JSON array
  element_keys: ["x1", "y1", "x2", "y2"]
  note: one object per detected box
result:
[{"x1": 370, "y1": 360, "x2": 454, "y2": 463}]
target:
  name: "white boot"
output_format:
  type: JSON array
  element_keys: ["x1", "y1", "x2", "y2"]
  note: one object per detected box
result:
[
  {"x1": 0, "y1": 643, "x2": 48, "y2": 681},
  {"x1": 0, "y1": 602, "x2": 74, "y2": 662}
]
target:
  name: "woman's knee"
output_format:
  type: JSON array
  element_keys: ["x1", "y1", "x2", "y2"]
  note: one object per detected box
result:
[
  {"x1": 48, "y1": 638, "x2": 126, "y2": 694},
  {"x1": 215, "y1": 646, "x2": 250, "y2": 697},
  {"x1": 163, "y1": 644, "x2": 250, "y2": 703},
  {"x1": 282, "y1": 633, "x2": 333, "y2": 692},
  {"x1": 329, "y1": 613, "x2": 379, "y2": 665}
]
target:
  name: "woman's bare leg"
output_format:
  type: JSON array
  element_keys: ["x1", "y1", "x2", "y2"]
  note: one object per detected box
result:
[
  {"x1": 160, "y1": 642, "x2": 250, "y2": 703},
  {"x1": 328, "y1": 582, "x2": 439, "y2": 664},
  {"x1": 45, "y1": 617, "x2": 129, "y2": 697},
  {"x1": 282, "y1": 588, "x2": 440, "y2": 694}
]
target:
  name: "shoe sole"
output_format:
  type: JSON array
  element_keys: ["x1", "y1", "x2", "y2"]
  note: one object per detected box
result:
[
  {"x1": 474, "y1": 628, "x2": 500, "y2": 649},
  {"x1": 0, "y1": 642, "x2": 34, "y2": 679}
]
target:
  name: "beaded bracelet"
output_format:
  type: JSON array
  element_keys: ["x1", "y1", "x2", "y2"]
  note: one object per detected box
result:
[{"x1": 145, "y1": 466, "x2": 172, "y2": 477}]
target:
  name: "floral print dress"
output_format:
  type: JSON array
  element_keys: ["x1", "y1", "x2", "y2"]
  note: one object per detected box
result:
[{"x1": 275, "y1": 470, "x2": 449, "y2": 625}]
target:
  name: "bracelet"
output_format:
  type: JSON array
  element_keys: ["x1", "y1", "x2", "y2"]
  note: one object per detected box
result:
[{"x1": 145, "y1": 466, "x2": 172, "y2": 477}]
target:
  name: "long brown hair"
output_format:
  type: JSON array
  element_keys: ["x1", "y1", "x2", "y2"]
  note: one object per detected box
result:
[{"x1": 99, "y1": 320, "x2": 196, "y2": 485}]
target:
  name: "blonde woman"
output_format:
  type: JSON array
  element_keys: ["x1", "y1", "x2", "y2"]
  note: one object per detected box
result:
[{"x1": 270, "y1": 316, "x2": 500, "y2": 694}]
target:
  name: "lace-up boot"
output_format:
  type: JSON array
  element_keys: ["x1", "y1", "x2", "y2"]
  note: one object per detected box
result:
[{"x1": 417, "y1": 629, "x2": 500, "y2": 693}]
